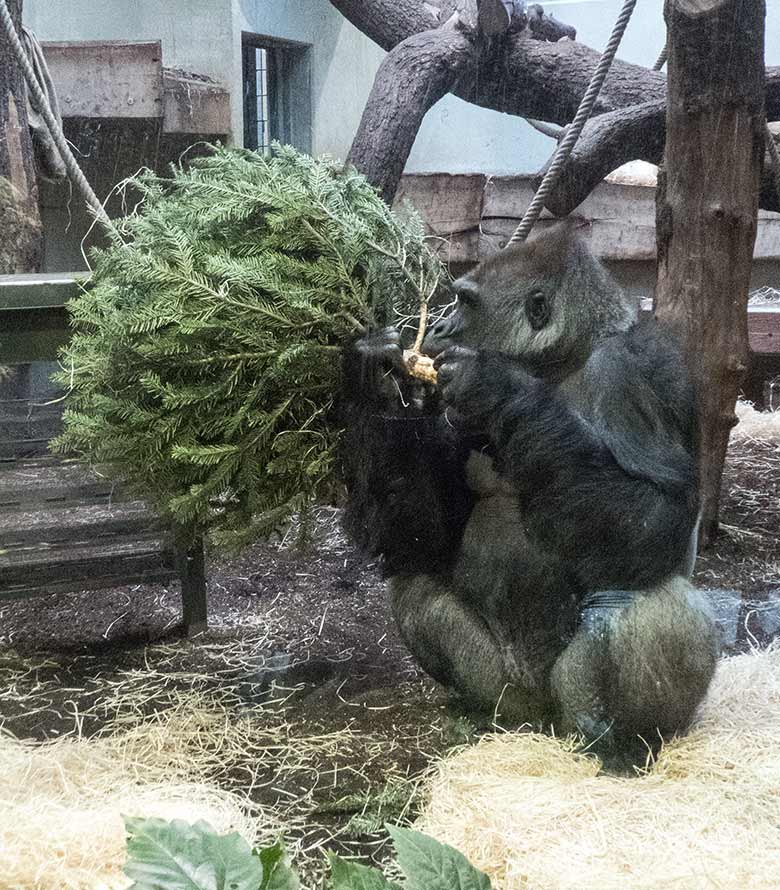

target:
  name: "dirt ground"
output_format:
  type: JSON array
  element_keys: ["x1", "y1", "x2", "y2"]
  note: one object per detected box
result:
[{"x1": 0, "y1": 436, "x2": 779, "y2": 876}]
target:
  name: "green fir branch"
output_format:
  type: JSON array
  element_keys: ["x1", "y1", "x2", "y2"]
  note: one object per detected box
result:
[{"x1": 53, "y1": 144, "x2": 449, "y2": 549}]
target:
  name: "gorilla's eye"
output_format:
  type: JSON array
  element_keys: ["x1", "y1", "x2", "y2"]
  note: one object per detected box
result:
[
  {"x1": 526, "y1": 291, "x2": 550, "y2": 330},
  {"x1": 455, "y1": 282, "x2": 480, "y2": 308}
]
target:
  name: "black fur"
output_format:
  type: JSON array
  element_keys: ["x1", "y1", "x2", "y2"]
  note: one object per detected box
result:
[{"x1": 341, "y1": 224, "x2": 719, "y2": 761}]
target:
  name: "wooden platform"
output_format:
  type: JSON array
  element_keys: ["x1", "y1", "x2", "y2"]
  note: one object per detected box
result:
[
  {"x1": 0, "y1": 455, "x2": 207, "y2": 634},
  {"x1": 41, "y1": 41, "x2": 230, "y2": 135},
  {"x1": 0, "y1": 272, "x2": 207, "y2": 634},
  {"x1": 396, "y1": 172, "x2": 780, "y2": 265}
]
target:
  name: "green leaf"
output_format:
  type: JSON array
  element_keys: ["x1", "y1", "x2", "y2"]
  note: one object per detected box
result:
[
  {"x1": 257, "y1": 842, "x2": 300, "y2": 890},
  {"x1": 327, "y1": 853, "x2": 401, "y2": 890},
  {"x1": 386, "y1": 825, "x2": 493, "y2": 890},
  {"x1": 123, "y1": 816, "x2": 264, "y2": 890}
]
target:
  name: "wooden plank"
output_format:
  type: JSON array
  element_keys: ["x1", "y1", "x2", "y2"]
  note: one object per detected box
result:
[
  {"x1": 0, "y1": 545, "x2": 175, "y2": 587},
  {"x1": 0, "y1": 440, "x2": 55, "y2": 460},
  {"x1": 0, "y1": 455, "x2": 76, "y2": 472},
  {"x1": 0, "y1": 397, "x2": 64, "y2": 417},
  {"x1": 41, "y1": 41, "x2": 164, "y2": 120},
  {"x1": 747, "y1": 306, "x2": 780, "y2": 355},
  {"x1": 0, "y1": 515, "x2": 162, "y2": 550},
  {"x1": 0, "y1": 273, "x2": 87, "y2": 311},
  {"x1": 0, "y1": 481, "x2": 126, "y2": 512},
  {"x1": 0, "y1": 308, "x2": 70, "y2": 362},
  {"x1": 162, "y1": 71, "x2": 231, "y2": 135},
  {"x1": 0, "y1": 570, "x2": 178, "y2": 601}
]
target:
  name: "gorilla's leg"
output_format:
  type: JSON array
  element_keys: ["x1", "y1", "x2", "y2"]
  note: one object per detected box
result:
[
  {"x1": 390, "y1": 574, "x2": 553, "y2": 724},
  {"x1": 451, "y1": 466, "x2": 581, "y2": 695},
  {"x1": 551, "y1": 576, "x2": 720, "y2": 756}
]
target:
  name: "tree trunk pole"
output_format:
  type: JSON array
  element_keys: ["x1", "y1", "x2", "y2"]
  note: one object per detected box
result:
[
  {"x1": 655, "y1": 0, "x2": 765, "y2": 546},
  {"x1": 0, "y1": 0, "x2": 42, "y2": 273}
]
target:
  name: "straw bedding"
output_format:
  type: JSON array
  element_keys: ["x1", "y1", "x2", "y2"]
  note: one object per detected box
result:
[
  {"x1": 733, "y1": 400, "x2": 780, "y2": 442},
  {"x1": 0, "y1": 696, "x2": 277, "y2": 890},
  {"x1": 418, "y1": 643, "x2": 780, "y2": 890}
]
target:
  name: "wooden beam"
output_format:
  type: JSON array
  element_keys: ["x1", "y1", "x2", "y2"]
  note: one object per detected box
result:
[
  {"x1": 0, "y1": 480, "x2": 131, "y2": 511},
  {"x1": 41, "y1": 41, "x2": 164, "y2": 120},
  {"x1": 178, "y1": 536, "x2": 208, "y2": 637},
  {"x1": 0, "y1": 515, "x2": 162, "y2": 550},
  {"x1": 0, "y1": 570, "x2": 178, "y2": 601},
  {"x1": 40, "y1": 42, "x2": 230, "y2": 135},
  {"x1": 0, "y1": 272, "x2": 87, "y2": 310},
  {"x1": 1, "y1": 544, "x2": 175, "y2": 588},
  {"x1": 162, "y1": 71, "x2": 231, "y2": 135},
  {"x1": 397, "y1": 173, "x2": 780, "y2": 264}
]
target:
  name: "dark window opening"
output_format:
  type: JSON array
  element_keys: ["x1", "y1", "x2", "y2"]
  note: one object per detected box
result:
[{"x1": 242, "y1": 37, "x2": 311, "y2": 155}]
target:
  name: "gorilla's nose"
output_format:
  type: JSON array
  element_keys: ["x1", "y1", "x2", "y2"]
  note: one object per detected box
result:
[{"x1": 422, "y1": 313, "x2": 460, "y2": 356}]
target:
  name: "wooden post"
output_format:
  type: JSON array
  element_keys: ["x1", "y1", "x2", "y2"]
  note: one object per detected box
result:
[
  {"x1": 655, "y1": 0, "x2": 765, "y2": 546},
  {"x1": 175, "y1": 532, "x2": 207, "y2": 637}
]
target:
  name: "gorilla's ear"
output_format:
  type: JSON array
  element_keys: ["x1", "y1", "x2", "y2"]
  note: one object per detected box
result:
[{"x1": 525, "y1": 290, "x2": 551, "y2": 330}]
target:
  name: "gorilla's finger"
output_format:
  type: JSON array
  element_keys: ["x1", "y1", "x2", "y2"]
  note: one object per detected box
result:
[
  {"x1": 435, "y1": 361, "x2": 459, "y2": 388},
  {"x1": 433, "y1": 345, "x2": 474, "y2": 370},
  {"x1": 356, "y1": 327, "x2": 401, "y2": 352}
]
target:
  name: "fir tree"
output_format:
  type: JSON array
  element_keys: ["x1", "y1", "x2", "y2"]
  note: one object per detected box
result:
[{"x1": 53, "y1": 145, "x2": 447, "y2": 549}]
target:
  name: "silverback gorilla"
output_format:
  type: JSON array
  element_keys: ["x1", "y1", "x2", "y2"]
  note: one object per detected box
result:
[{"x1": 341, "y1": 224, "x2": 719, "y2": 760}]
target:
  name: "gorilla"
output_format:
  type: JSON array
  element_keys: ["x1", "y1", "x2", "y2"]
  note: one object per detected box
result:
[{"x1": 341, "y1": 223, "x2": 719, "y2": 760}]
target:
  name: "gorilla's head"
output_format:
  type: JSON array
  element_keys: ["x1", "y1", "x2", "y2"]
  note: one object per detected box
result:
[{"x1": 423, "y1": 224, "x2": 638, "y2": 377}]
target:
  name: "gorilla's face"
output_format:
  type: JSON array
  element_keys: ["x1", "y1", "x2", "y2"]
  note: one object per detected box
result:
[
  {"x1": 422, "y1": 244, "x2": 566, "y2": 367},
  {"x1": 421, "y1": 225, "x2": 635, "y2": 378}
]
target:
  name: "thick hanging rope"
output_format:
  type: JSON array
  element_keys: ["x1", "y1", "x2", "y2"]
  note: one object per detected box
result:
[
  {"x1": 0, "y1": 0, "x2": 109, "y2": 225},
  {"x1": 507, "y1": 0, "x2": 638, "y2": 246},
  {"x1": 653, "y1": 44, "x2": 668, "y2": 71},
  {"x1": 21, "y1": 26, "x2": 66, "y2": 180}
]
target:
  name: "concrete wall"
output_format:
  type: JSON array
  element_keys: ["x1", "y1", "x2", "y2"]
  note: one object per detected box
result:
[
  {"x1": 25, "y1": 1, "x2": 234, "y2": 84},
  {"x1": 231, "y1": 0, "x2": 384, "y2": 157}
]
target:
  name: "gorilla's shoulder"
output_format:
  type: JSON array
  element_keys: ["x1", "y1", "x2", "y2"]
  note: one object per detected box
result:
[
  {"x1": 582, "y1": 317, "x2": 698, "y2": 459},
  {"x1": 588, "y1": 317, "x2": 690, "y2": 391}
]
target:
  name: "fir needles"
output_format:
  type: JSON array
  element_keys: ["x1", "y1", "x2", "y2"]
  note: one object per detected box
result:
[{"x1": 53, "y1": 145, "x2": 446, "y2": 549}]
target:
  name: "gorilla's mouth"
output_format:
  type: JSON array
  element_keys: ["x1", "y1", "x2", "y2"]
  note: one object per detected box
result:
[{"x1": 420, "y1": 309, "x2": 463, "y2": 357}]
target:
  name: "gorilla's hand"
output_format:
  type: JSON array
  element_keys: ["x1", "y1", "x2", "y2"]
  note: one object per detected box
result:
[
  {"x1": 348, "y1": 327, "x2": 409, "y2": 406},
  {"x1": 435, "y1": 346, "x2": 529, "y2": 428}
]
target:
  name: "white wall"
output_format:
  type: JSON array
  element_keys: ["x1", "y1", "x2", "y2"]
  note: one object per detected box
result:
[
  {"x1": 25, "y1": 0, "x2": 235, "y2": 85},
  {"x1": 231, "y1": 0, "x2": 385, "y2": 157}
]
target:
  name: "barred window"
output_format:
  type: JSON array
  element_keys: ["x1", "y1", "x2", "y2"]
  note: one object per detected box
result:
[{"x1": 242, "y1": 37, "x2": 311, "y2": 154}]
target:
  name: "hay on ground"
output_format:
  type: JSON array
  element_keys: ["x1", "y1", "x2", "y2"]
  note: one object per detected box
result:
[
  {"x1": 417, "y1": 645, "x2": 780, "y2": 890},
  {"x1": 733, "y1": 399, "x2": 780, "y2": 442},
  {"x1": 0, "y1": 694, "x2": 284, "y2": 890}
]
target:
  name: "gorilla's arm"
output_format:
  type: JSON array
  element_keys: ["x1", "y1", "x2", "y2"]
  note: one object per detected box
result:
[
  {"x1": 340, "y1": 332, "x2": 474, "y2": 575},
  {"x1": 436, "y1": 322, "x2": 699, "y2": 590}
]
